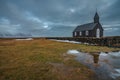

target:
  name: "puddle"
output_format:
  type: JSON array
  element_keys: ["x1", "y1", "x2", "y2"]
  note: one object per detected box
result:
[
  {"x1": 67, "y1": 50, "x2": 120, "y2": 80},
  {"x1": 50, "y1": 39, "x2": 81, "y2": 44},
  {"x1": 16, "y1": 38, "x2": 33, "y2": 41},
  {"x1": 67, "y1": 50, "x2": 80, "y2": 54}
]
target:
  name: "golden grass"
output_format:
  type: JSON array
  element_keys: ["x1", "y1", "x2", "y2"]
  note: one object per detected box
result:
[{"x1": 0, "y1": 39, "x2": 119, "y2": 80}]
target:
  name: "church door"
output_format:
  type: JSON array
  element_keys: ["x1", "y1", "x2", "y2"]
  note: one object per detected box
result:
[{"x1": 96, "y1": 28, "x2": 100, "y2": 38}]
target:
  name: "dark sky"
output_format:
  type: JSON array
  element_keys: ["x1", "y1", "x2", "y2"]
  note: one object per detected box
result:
[{"x1": 0, "y1": 0, "x2": 120, "y2": 37}]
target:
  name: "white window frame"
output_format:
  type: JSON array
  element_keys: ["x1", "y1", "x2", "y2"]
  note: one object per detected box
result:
[
  {"x1": 96, "y1": 28, "x2": 100, "y2": 38},
  {"x1": 79, "y1": 31, "x2": 82, "y2": 36},
  {"x1": 86, "y1": 30, "x2": 89, "y2": 36},
  {"x1": 74, "y1": 32, "x2": 77, "y2": 36}
]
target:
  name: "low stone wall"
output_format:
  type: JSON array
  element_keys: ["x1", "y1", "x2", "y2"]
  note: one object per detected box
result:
[{"x1": 45, "y1": 36, "x2": 120, "y2": 47}]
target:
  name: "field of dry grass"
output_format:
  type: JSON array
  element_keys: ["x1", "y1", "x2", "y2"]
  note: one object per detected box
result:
[{"x1": 0, "y1": 39, "x2": 119, "y2": 80}]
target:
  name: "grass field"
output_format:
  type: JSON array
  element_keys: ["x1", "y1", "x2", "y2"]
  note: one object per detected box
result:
[{"x1": 0, "y1": 39, "x2": 119, "y2": 80}]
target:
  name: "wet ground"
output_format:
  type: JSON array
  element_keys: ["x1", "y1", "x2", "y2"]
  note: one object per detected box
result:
[{"x1": 67, "y1": 50, "x2": 120, "y2": 80}]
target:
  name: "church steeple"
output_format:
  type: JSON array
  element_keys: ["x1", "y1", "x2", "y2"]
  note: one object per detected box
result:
[{"x1": 94, "y1": 12, "x2": 99, "y2": 23}]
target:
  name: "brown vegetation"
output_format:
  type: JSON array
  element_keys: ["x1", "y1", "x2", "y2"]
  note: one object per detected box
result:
[{"x1": 0, "y1": 39, "x2": 119, "y2": 80}]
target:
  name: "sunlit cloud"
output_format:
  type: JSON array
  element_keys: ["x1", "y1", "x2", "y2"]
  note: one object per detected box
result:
[{"x1": 69, "y1": 8, "x2": 76, "y2": 13}]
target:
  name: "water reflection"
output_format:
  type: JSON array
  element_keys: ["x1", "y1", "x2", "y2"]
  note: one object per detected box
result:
[
  {"x1": 67, "y1": 50, "x2": 120, "y2": 80},
  {"x1": 91, "y1": 53, "x2": 99, "y2": 64}
]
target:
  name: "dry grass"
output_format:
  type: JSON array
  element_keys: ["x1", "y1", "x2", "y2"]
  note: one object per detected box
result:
[{"x1": 0, "y1": 39, "x2": 119, "y2": 80}]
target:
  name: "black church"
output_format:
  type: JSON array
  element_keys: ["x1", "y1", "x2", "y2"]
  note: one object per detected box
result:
[{"x1": 73, "y1": 12, "x2": 103, "y2": 38}]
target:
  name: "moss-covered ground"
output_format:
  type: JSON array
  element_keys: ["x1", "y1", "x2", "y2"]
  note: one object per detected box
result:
[{"x1": 0, "y1": 39, "x2": 119, "y2": 80}]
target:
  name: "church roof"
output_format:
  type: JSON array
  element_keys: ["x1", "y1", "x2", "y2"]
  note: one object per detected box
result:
[{"x1": 73, "y1": 22, "x2": 97, "y2": 32}]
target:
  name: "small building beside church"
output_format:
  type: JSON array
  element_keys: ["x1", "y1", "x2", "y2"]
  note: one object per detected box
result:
[{"x1": 73, "y1": 12, "x2": 103, "y2": 38}]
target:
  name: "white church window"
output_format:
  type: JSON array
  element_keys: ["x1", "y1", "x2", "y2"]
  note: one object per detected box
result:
[
  {"x1": 79, "y1": 31, "x2": 82, "y2": 36},
  {"x1": 96, "y1": 28, "x2": 100, "y2": 38},
  {"x1": 75, "y1": 32, "x2": 77, "y2": 36},
  {"x1": 86, "y1": 30, "x2": 89, "y2": 36}
]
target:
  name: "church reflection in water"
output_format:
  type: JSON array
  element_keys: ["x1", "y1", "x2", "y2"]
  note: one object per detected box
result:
[
  {"x1": 91, "y1": 53, "x2": 100, "y2": 64},
  {"x1": 69, "y1": 50, "x2": 120, "y2": 80}
]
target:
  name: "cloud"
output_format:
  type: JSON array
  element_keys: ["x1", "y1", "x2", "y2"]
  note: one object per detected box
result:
[
  {"x1": 0, "y1": 18, "x2": 20, "y2": 34},
  {"x1": 0, "y1": 0, "x2": 120, "y2": 37}
]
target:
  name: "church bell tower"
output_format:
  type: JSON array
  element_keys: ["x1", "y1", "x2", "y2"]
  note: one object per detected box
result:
[{"x1": 94, "y1": 12, "x2": 99, "y2": 23}]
